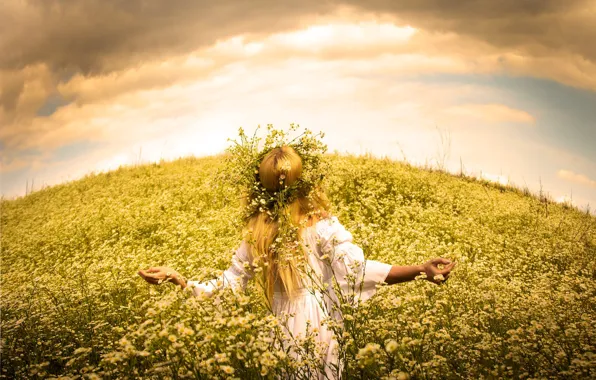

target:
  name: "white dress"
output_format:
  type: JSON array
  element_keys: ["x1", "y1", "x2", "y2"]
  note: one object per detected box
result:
[{"x1": 185, "y1": 216, "x2": 392, "y2": 379}]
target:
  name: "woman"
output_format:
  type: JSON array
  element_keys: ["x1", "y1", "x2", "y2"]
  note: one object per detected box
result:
[{"x1": 139, "y1": 143, "x2": 455, "y2": 378}]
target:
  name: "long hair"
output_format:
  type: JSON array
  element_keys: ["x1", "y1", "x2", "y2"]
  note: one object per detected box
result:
[{"x1": 243, "y1": 146, "x2": 330, "y2": 306}]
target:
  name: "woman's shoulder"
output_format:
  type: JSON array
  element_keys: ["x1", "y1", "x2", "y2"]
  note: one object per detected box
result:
[
  {"x1": 303, "y1": 215, "x2": 337, "y2": 240},
  {"x1": 314, "y1": 215, "x2": 339, "y2": 230},
  {"x1": 313, "y1": 215, "x2": 352, "y2": 244}
]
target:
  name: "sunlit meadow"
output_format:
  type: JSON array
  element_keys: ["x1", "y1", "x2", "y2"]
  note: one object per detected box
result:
[{"x1": 1, "y1": 153, "x2": 595, "y2": 379}]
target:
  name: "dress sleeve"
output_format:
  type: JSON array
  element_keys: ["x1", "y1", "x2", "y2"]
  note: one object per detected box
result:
[
  {"x1": 318, "y1": 216, "x2": 392, "y2": 304},
  {"x1": 185, "y1": 240, "x2": 254, "y2": 298}
]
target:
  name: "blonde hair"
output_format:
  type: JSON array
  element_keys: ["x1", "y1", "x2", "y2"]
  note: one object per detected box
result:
[{"x1": 243, "y1": 146, "x2": 330, "y2": 306}]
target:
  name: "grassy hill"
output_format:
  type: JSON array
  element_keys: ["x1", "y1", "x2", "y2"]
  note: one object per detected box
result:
[{"x1": 1, "y1": 154, "x2": 595, "y2": 379}]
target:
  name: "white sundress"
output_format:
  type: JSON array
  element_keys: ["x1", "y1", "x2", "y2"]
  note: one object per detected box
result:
[{"x1": 185, "y1": 216, "x2": 392, "y2": 379}]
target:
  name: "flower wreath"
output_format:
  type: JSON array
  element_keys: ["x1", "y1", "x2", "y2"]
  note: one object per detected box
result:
[
  {"x1": 220, "y1": 124, "x2": 329, "y2": 275},
  {"x1": 223, "y1": 123, "x2": 329, "y2": 221}
]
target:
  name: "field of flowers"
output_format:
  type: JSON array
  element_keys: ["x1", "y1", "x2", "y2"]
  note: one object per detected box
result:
[{"x1": 1, "y1": 153, "x2": 595, "y2": 379}]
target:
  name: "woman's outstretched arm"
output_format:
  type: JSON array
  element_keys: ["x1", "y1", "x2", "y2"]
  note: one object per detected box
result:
[
  {"x1": 138, "y1": 266, "x2": 187, "y2": 289},
  {"x1": 384, "y1": 258, "x2": 455, "y2": 285},
  {"x1": 138, "y1": 241, "x2": 254, "y2": 296}
]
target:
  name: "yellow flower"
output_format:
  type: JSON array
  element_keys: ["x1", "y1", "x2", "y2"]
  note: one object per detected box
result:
[{"x1": 385, "y1": 340, "x2": 398, "y2": 353}]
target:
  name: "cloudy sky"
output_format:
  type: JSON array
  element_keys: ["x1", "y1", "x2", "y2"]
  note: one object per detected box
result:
[{"x1": 1, "y1": 0, "x2": 595, "y2": 213}]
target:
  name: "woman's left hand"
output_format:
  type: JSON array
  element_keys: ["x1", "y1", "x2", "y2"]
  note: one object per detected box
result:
[
  {"x1": 422, "y1": 258, "x2": 456, "y2": 285},
  {"x1": 138, "y1": 266, "x2": 179, "y2": 285}
]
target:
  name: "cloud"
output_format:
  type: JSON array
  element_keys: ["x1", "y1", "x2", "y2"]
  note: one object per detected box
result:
[
  {"x1": 0, "y1": 0, "x2": 333, "y2": 122},
  {"x1": 345, "y1": 0, "x2": 596, "y2": 61},
  {"x1": 57, "y1": 54, "x2": 218, "y2": 104},
  {"x1": 0, "y1": 13, "x2": 591, "y2": 172},
  {"x1": 0, "y1": 0, "x2": 331, "y2": 74},
  {"x1": 0, "y1": 50, "x2": 491, "y2": 188},
  {"x1": 344, "y1": 0, "x2": 596, "y2": 91},
  {"x1": 0, "y1": 21, "x2": 470, "y2": 155},
  {"x1": 268, "y1": 22, "x2": 416, "y2": 51},
  {"x1": 443, "y1": 104, "x2": 535, "y2": 124},
  {"x1": 0, "y1": 64, "x2": 55, "y2": 125},
  {"x1": 2, "y1": 0, "x2": 596, "y2": 127},
  {"x1": 5, "y1": 0, "x2": 591, "y2": 76},
  {"x1": 0, "y1": 156, "x2": 33, "y2": 174},
  {"x1": 557, "y1": 169, "x2": 596, "y2": 188}
]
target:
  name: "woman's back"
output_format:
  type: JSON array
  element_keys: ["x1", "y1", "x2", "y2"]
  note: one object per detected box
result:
[{"x1": 184, "y1": 216, "x2": 391, "y2": 305}]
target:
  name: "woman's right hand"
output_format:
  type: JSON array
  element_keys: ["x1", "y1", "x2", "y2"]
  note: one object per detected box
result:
[
  {"x1": 138, "y1": 266, "x2": 179, "y2": 286},
  {"x1": 423, "y1": 258, "x2": 456, "y2": 284}
]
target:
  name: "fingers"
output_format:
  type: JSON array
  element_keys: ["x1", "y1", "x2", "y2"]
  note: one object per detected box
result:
[
  {"x1": 431, "y1": 257, "x2": 452, "y2": 266},
  {"x1": 439, "y1": 262, "x2": 456, "y2": 275},
  {"x1": 437, "y1": 265, "x2": 455, "y2": 284},
  {"x1": 426, "y1": 260, "x2": 455, "y2": 285},
  {"x1": 138, "y1": 269, "x2": 163, "y2": 285},
  {"x1": 138, "y1": 269, "x2": 154, "y2": 278},
  {"x1": 144, "y1": 276, "x2": 160, "y2": 285}
]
